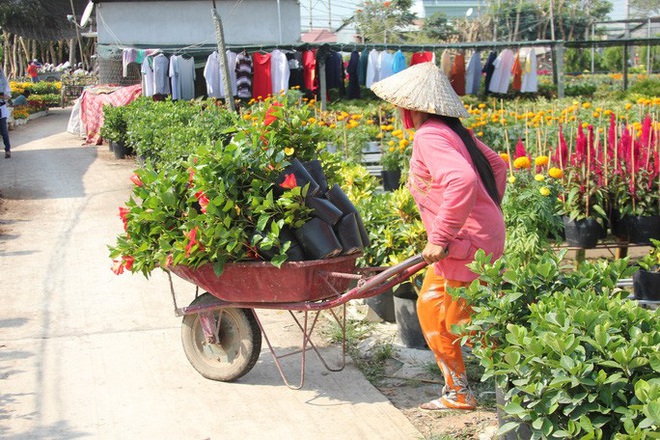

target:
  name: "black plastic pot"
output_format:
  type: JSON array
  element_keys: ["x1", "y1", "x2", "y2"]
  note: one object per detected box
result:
[
  {"x1": 611, "y1": 213, "x2": 629, "y2": 239},
  {"x1": 627, "y1": 215, "x2": 660, "y2": 245},
  {"x1": 334, "y1": 212, "x2": 364, "y2": 255},
  {"x1": 633, "y1": 268, "x2": 660, "y2": 301},
  {"x1": 365, "y1": 288, "x2": 396, "y2": 323},
  {"x1": 306, "y1": 196, "x2": 343, "y2": 225},
  {"x1": 303, "y1": 159, "x2": 329, "y2": 194},
  {"x1": 325, "y1": 184, "x2": 371, "y2": 247},
  {"x1": 108, "y1": 140, "x2": 115, "y2": 152},
  {"x1": 393, "y1": 295, "x2": 427, "y2": 349},
  {"x1": 113, "y1": 140, "x2": 127, "y2": 159},
  {"x1": 275, "y1": 158, "x2": 320, "y2": 198},
  {"x1": 562, "y1": 216, "x2": 603, "y2": 249},
  {"x1": 381, "y1": 169, "x2": 402, "y2": 192},
  {"x1": 294, "y1": 217, "x2": 342, "y2": 260}
]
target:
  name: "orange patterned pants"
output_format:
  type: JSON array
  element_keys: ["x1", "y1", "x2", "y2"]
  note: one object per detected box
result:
[{"x1": 416, "y1": 268, "x2": 476, "y2": 409}]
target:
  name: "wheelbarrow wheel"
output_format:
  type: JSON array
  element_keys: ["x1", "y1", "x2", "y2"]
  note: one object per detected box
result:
[{"x1": 181, "y1": 293, "x2": 262, "y2": 381}]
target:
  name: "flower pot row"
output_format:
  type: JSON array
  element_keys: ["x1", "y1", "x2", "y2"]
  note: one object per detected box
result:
[{"x1": 562, "y1": 215, "x2": 660, "y2": 249}]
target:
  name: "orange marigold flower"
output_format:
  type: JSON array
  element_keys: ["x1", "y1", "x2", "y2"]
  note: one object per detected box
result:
[
  {"x1": 513, "y1": 156, "x2": 531, "y2": 169},
  {"x1": 548, "y1": 167, "x2": 563, "y2": 179},
  {"x1": 499, "y1": 153, "x2": 510, "y2": 162},
  {"x1": 534, "y1": 155, "x2": 549, "y2": 166}
]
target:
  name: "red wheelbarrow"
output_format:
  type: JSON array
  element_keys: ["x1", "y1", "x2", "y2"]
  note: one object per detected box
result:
[{"x1": 165, "y1": 254, "x2": 427, "y2": 389}]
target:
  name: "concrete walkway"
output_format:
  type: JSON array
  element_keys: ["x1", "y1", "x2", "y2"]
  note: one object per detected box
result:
[{"x1": 0, "y1": 109, "x2": 422, "y2": 440}]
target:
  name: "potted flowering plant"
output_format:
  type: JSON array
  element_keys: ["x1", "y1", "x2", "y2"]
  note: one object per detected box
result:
[
  {"x1": 501, "y1": 142, "x2": 564, "y2": 261},
  {"x1": 608, "y1": 114, "x2": 659, "y2": 244},
  {"x1": 633, "y1": 238, "x2": 660, "y2": 300},
  {"x1": 553, "y1": 124, "x2": 609, "y2": 248},
  {"x1": 380, "y1": 128, "x2": 412, "y2": 191}
]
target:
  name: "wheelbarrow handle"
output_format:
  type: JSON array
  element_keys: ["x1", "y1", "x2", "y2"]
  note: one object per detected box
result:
[{"x1": 352, "y1": 254, "x2": 428, "y2": 299}]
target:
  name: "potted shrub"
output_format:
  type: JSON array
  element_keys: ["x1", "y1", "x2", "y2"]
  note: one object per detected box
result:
[
  {"x1": 452, "y1": 250, "x2": 660, "y2": 439},
  {"x1": 379, "y1": 128, "x2": 411, "y2": 191},
  {"x1": 633, "y1": 238, "x2": 660, "y2": 301},
  {"x1": 100, "y1": 104, "x2": 130, "y2": 158}
]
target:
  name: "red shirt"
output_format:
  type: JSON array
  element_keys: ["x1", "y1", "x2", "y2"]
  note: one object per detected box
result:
[
  {"x1": 410, "y1": 52, "x2": 434, "y2": 66},
  {"x1": 302, "y1": 50, "x2": 317, "y2": 92},
  {"x1": 252, "y1": 52, "x2": 272, "y2": 100}
]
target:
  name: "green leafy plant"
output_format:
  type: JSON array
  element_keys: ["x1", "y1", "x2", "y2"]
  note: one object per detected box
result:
[
  {"x1": 452, "y1": 250, "x2": 659, "y2": 439},
  {"x1": 100, "y1": 103, "x2": 129, "y2": 145},
  {"x1": 638, "y1": 239, "x2": 660, "y2": 272}
]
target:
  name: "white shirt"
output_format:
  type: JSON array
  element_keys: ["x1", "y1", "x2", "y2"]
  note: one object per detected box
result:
[
  {"x1": 169, "y1": 55, "x2": 182, "y2": 100},
  {"x1": 141, "y1": 56, "x2": 154, "y2": 97},
  {"x1": 520, "y1": 50, "x2": 538, "y2": 93},
  {"x1": 270, "y1": 49, "x2": 290, "y2": 94},
  {"x1": 378, "y1": 51, "x2": 394, "y2": 81},
  {"x1": 153, "y1": 54, "x2": 170, "y2": 95},
  {"x1": 204, "y1": 51, "x2": 221, "y2": 98},
  {"x1": 366, "y1": 49, "x2": 380, "y2": 89},
  {"x1": 488, "y1": 49, "x2": 515, "y2": 94},
  {"x1": 170, "y1": 56, "x2": 196, "y2": 101}
]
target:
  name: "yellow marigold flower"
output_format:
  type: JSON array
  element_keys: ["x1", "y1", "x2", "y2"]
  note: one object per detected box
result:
[
  {"x1": 388, "y1": 140, "x2": 396, "y2": 147},
  {"x1": 392, "y1": 129, "x2": 403, "y2": 137},
  {"x1": 317, "y1": 121, "x2": 326, "y2": 126},
  {"x1": 399, "y1": 139, "x2": 409, "y2": 148},
  {"x1": 625, "y1": 103, "x2": 633, "y2": 110},
  {"x1": 284, "y1": 147, "x2": 294, "y2": 156},
  {"x1": 592, "y1": 112, "x2": 600, "y2": 118},
  {"x1": 389, "y1": 147, "x2": 395, "y2": 152},
  {"x1": 534, "y1": 174, "x2": 545, "y2": 182},
  {"x1": 478, "y1": 103, "x2": 487, "y2": 109},
  {"x1": 380, "y1": 125, "x2": 388, "y2": 130},
  {"x1": 548, "y1": 167, "x2": 563, "y2": 179},
  {"x1": 603, "y1": 109, "x2": 612, "y2": 116},
  {"x1": 582, "y1": 102, "x2": 591, "y2": 109},
  {"x1": 309, "y1": 99, "x2": 316, "y2": 104},
  {"x1": 386, "y1": 124, "x2": 394, "y2": 131},
  {"x1": 337, "y1": 115, "x2": 345, "y2": 121},
  {"x1": 349, "y1": 120, "x2": 359, "y2": 128},
  {"x1": 242, "y1": 113, "x2": 252, "y2": 120},
  {"x1": 499, "y1": 153, "x2": 510, "y2": 162},
  {"x1": 301, "y1": 121, "x2": 307, "y2": 126},
  {"x1": 581, "y1": 122, "x2": 589, "y2": 129},
  {"x1": 539, "y1": 187, "x2": 551, "y2": 196},
  {"x1": 251, "y1": 116, "x2": 259, "y2": 121},
  {"x1": 508, "y1": 175, "x2": 516, "y2": 184},
  {"x1": 329, "y1": 123, "x2": 337, "y2": 129},
  {"x1": 376, "y1": 133, "x2": 383, "y2": 138},
  {"x1": 477, "y1": 131, "x2": 483, "y2": 137},
  {"x1": 308, "y1": 117, "x2": 317, "y2": 124},
  {"x1": 513, "y1": 156, "x2": 531, "y2": 169},
  {"x1": 535, "y1": 155, "x2": 549, "y2": 166},
  {"x1": 366, "y1": 120, "x2": 374, "y2": 125}
]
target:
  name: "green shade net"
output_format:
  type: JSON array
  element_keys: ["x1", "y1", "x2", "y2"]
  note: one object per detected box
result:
[{"x1": 0, "y1": 0, "x2": 90, "y2": 41}]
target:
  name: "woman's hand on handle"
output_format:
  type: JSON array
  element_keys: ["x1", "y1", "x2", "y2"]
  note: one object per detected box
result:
[{"x1": 422, "y1": 242, "x2": 448, "y2": 264}]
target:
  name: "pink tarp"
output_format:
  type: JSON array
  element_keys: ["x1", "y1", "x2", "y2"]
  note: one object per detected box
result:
[{"x1": 80, "y1": 84, "x2": 142, "y2": 145}]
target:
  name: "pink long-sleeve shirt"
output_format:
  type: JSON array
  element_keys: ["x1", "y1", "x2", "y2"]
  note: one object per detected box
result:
[{"x1": 407, "y1": 118, "x2": 507, "y2": 282}]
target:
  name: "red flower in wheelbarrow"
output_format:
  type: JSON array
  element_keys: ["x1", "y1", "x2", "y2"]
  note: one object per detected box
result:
[
  {"x1": 280, "y1": 173, "x2": 297, "y2": 189},
  {"x1": 185, "y1": 227, "x2": 204, "y2": 257}
]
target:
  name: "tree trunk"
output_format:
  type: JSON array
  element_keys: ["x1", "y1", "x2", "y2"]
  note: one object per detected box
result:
[
  {"x1": 58, "y1": 40, "x2": 65, "y2": 66},
  {"x1": 48, "y1": 41, "x2": 56, "y2": 65},
  {"x1": 68, "y1": 39, "x2": 75, "y2": 67},
  {"x1": 11, "y1": 34, "x2": 19, "y2": 78}
]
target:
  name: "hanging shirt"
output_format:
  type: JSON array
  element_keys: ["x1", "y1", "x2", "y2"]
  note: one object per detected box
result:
[
  {"x1": 235, "y1": 51, "x2": 253, "y2": 99},
  {"x1": 302, "y1": 50, "x2": 317, "y2": 92},
  {"x1": 392, "y1": 49, "x2": 407, "y2": 73},
  {"x1": 450, "y1": 52, "x2": 466, "y2": 96},
  {"x1": 488, "y1": 49, "x2": 515, "y2": 94},
  {"x1": 378, "y1": 51, "x2": 394, "y2": 81},
  {"x1": 204, "y1": 51, "x2": 238, "y2": 98},
  {"x1": 347, "y1": 50, "x2": 361, "y2": 99},
  {"x1": 520, "y1": 50, "x2": 538, "y2": 93},
  {"x1": 252, "y1": 52, "x2": 272, "y2": 99},
  {"x1": 178, "y1": 56, "x2": 196, "y2": 100},
  {"x1": 153, "y1": 53, "x2": 171, "y2": 95},
  {"x1": 287, "y1": 51, "x2": 304, "y2": 90},
  {"x1": 358, "y1": 49, "x2": 369, "y2": 86},
  {"x1": 366, "y1": 49, "x2": 380, "y2": 89},
  {"x1": 511, "y1": 52, "x2": 522, "y2": 92},
  {"x1": 440, "y1": 50, "x2": 452, "y2": 77},
  {"x1": 325, "y1": 50, "x2": 344, "y2": 95},
  {"x1": 270, "y1": 49, "x2": 290, "y2": 94},
  {"x1": 482, "y1": 50, "x2": 498, "y2": 95},
  {"x1": 141, "y1": 56, "x2": 154, "y2": 97},
  {"x1": 465, "y1": 51, "x2": 482, "y2": 95},
  {"x1": 410, "y1": 51, "x2": 434, "y2": 66}
]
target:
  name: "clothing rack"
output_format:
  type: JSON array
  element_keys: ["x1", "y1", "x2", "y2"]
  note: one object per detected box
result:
[{"x1": 103, "y1": 36, "x2": 660, "y2": 110}]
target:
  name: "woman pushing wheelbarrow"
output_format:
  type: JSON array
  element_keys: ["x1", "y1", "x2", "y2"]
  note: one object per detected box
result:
[{"x1": 371, "y1": 62, "x2": 507, "y2": 411}]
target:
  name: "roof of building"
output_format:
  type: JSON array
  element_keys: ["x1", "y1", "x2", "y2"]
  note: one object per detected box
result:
[{"x1": 301, "y1": 29, "x2": 337, "y2": 43}]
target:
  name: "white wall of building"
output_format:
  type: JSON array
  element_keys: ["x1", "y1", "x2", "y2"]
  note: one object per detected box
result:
[{"x1": 95, "y1": 0, "x2": 301, "y2": 46}]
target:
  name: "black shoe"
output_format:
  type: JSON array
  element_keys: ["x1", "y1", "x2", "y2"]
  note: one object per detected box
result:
[{"x1": 4, "y1": 151, "x2": 9, "y2": 158}]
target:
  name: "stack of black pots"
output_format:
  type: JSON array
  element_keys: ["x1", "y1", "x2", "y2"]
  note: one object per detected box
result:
[{"x1": 264, "y1": 158, "x2": 370, "y2": 262}]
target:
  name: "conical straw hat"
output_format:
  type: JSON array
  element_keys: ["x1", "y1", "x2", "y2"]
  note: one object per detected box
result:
[{"x1": 371, "y1": 62, "x2": 469, "y2": 118}]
